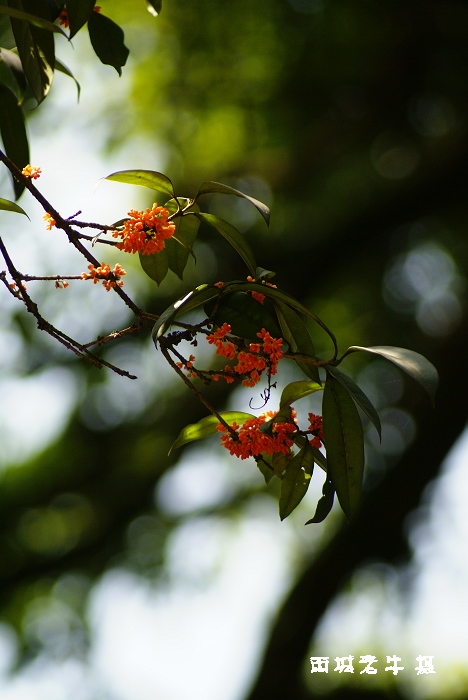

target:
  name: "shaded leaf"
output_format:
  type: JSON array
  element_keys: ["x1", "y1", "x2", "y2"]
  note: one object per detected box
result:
[
  {"x1": 169, "y1": 411, "x2": 254, "y2": 454},
  {"x1": 54, "y1": 56, "x2": 80, "y2": 99},
  {"x1": 151, "y1": 284, "x2": 219, "y2": 345},
  {"x1": 104, "y1": 169, "x2": 175, "y2": 197},
  {"x1": 196, "y1": 212, "x2": 256, "y2": 275},
  {"x1": 164, "y1": 199, "x2": 199, "y2": 280},
  {"x1": 205, "y1": 291, "x2": 282, "y2": 339},
  {"x1": 88, "y1": 10, "x2": 129, "y2": 76},
  {"x1": 65, "y1": 0, "x2": 96, "y2": 39},
  {"x1": 146, "y1": 0, "x2": 162, "y2": 16},
  {"x1": 280, "y1": 380, "x2": 323, "y2": 409},
  {"x1": 305, "y1": 478, "x2": 335, "y2": 525},
  {"x1": 0, "y1": 5, "x2": 67, "y2": 34},
  {"x1": 139, "y1": 247, "x2": 169, "y2": 286},
  {"x1": 7, "y1": 0, "x2": 56, "y2": 104},
  {"x1": 256, "y1": 455, "x2": 274, "y2": 484},
  {"x1": 272, "y1": 450, "x2": 292, "y2": 478},
  {"x1": 279, "y1": 443, "x2": 314, "y2": 520},
  {"x1": 0, "y1": 197, "x2": 29, "y2": 216},
  {"x1": 323, "y1": 372, "x2": 364, "y2": 520},
  {"x1": 275, "y1": 302, "x2": 320, "y2": 383},
  {"x1": 195, "y1": 181, "x2": 270, "y2": 226},
  {"x1": 327, "y1": 365, "x2": 381, "y2": 439},
  {"x1": 0, "y1": 83, "x2": 29, "y2": 199},
  {"x1": 344, "y1": 345, "x2": 438, "y2": 405},
  {"x1": 0, "y1": 48, "x2": 27, "y2": 100}
]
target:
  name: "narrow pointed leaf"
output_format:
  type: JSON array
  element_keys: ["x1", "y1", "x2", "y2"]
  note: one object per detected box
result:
[
  {"x1": 344, "y1": 345, "x2": 438, "y2": 405},
  {"x1": 280, "y1": 380, "x2": 323, "y2": 409},
  {"x1": 279, "y1": 443, "x2": 314, "y2": 520},
  {"x1": 0, "y1": 197, "x2": 29, "y2": 216},
  {"x1": 7, "y1": 0, "x2": 56, "y2": 104},
  {"x1": 164, "y1": 199, "x2": 199, "y2": 279},
  {"x1": 104, "y1": 169, "x2": 175, "y2": 197},
  {"x1": 195, "y1": 181, "x2": 270, "y2": 226},
  {"x1": 305, "y1": 478, "x2": 335, "y2": 524},
  {"x1": 139, "y1": 247, "x2": 169, "y2": 286},
  {"x1": 327, "y1": 365, "x2": 381, "y2": 439},
  {"x1": 54, "y1": 57, "x2": 81, "y2": 99},
  {"x1": 0, "y1": 83, "x2": 29, "y2": 198},
  {"x1": 272, "y1": 450, "x2": 292, "y2": 478},
  {"x1": 196, "y1": 212, "x2": 256, "y2": 275},
  {"x1": 323, "y1": 372, "x2": 364, "y2": 520},
  {"x1": 204, "y1": 291, "x2": 282, "y2": 339},
  {"x1": 256, "y1": 455, "x2": 274, "y2": 484},
  {"x1": 151, "y1": 284, "x2": 219, "y2": 344},
  {"x1": 0, "y1": 48, "x2": 27, "y2": 99},
  {"x1": 275, "y1": 302, "x2": 320, "y2": 382},
  {"x1": 0, "y1": 6, "x2": 68, "y2": 35},
  {"x1": 88, "y1": 11, "x2": 129, "y2": 76},
  {"x1": 169, "y1": 411, "x2": 254, "y2": 454},
  {"x1": 146, "y1": 0, "x2": 162, "y2": 16},
  {"x1": 65, "y1": 0, "x2": 96, "y2": 39}
]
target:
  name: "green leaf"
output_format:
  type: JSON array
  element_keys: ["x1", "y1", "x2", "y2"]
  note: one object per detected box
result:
[
  {"x1": 195, "y1": 181, "x2": 270, "y2": 226},
  {"x1": 305, "y1": 478, "x2": 335, "y2": 525},
  {"x1": 344, "y1": 345, "x2": 438, "y2": 406},
  {"x1": 0, "y1": 48, "x2": 27, "y2": 100},
  {"x1": 322, "y1": 372, "x2": 364, "y2": 520},
  {"x1": 256, "y1": 455, "x2": 274, "y2": 484},
  {"x1": 196, "y1": 212, "x2": 256, "y2": 275},
  {"x1": 65, "y1": 0, "x2": 96, "y2": 39},
  {"x1": 0, "y1": 83, "x2": 29, "y2": 199},
  {"x1": 279, "y1": 443, "x2": 314, "y2": 520},
  {"x1": 327, "y1": 365, "x2": 381, "y2": 439},
  {"x1": 275, "y1": 302, "x2": 320, "y2": 382},
  {"x1": 54, "y1": 56, "x2": 80, "y2": 99},
  {"x1": 151, "y1": 284, "x2": 219, "y2": 345},
  {"x1": 146, "y1": 0, "x2": 162, "y2": 16},
  {"x1": 255, "y1": 267, "x2": 276, "y2": 282},
  {"x1": 272, "y1": 450, "x2": 292, "y2": 478},
  {"x1": 169, "y1": 411, "x2": 254, "y2": 454},
  {"x1": 7, "y1": 0, "x2": 56, "y2": 104},
  {"x1": 279, "y1": 380, "x2": 323, "y2": 409},
  {"x1": 221, "y1": 281, "x2": 338, "y2": 357},
  {"x1": 104, "y1": 169, "x2": 175, "y2": 197},
  {"x1": 87, "y1": 10, "x2": 129, "y2": 76},
  {"x1": 0, "y1": 197, "x2": 29, "y2": 216},
  {"x1": 0, "y1": 5, "x2": 68, "y2": 35},
  {"x1": 139, "y1": 247, "x2": 169, "y2": 286},
  {"x1": 204, "y1": 291, "x2": 282, "y2": 339},
  {"x1": 164, "y1": 199, "x2": 199, "y2": 280},
  {"x1": 259, "y1": 405, "x2": 294, "y2": 435}
]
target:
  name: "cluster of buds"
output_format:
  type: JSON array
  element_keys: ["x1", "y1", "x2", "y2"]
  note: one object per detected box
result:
[
  {"x1": 43, "y1": 212, "x2": 56, "y2": 230},
  {"x1": 217, "y1": 411, "x2": 298, "y2": 460},
  {"x1": 112, "y1": 204, "x2": 176, "y2": 255},
  {"x1": 246, "y1": 275, "x2": 278, "y2": 305},
  {"x1": 21, "y1": 165, "x2": 41, "y2": 180},
  {"x1": 81, "y1": 262, "x2": 127, "y2": 291},
  {"x1": 206, "y1": 323, "x2": 283, "y2": 387}
]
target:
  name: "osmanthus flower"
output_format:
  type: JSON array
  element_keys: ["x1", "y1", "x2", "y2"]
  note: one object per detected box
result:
[
  {"x1": 112, "y1": 204, "x2": 176, "y2": 255},
  {"x1": 43, "y1": 213, "x2": 56, "y2": 230},
  {"x1": 308, "y1": 412, "x2": 324, "y2": 448},
  {"x1": 176, "y1": 354, "x2": 197, "y2": 378},
  {"x1": 217, "y1": 411, "x2": 298, "y2": 460},
  {"x1": 21, "y1": 165, "x2": 41, "y2": 180},
  {"x1": 81, "y1": 262, "x2": 127, "y2": 291}
]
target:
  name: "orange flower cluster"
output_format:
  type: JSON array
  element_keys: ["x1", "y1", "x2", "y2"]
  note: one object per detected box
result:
[
  {"x1": 251, "y1": 290, "x2": 265, "y2": 304},
  {"x1": 308, "y1": 412, "x2": 324, "y2": 448},
  {"x1": 112, "y1": 204, "x2": 176, "y2": 255},
  {"x1": 59, "y1": 5, "x2": 100, "y2": 28},
  {"x1": 81, "y1": 262, "x2": 127, "y2": 291},
  {"x1": 218, "y1": 411, "x2": 297, "y2": 460},
  {"x1": 43, "y1": 213, "x2": 56, "y2": 229},
  {"x1": 21, "y1": 165, "x2": 41, "y2": 180},
  {"x1": 55, "y1": 279, "x2": 69, "y2": 289},
  {"x1": 176, "y1": 354, "x2": 197, "y2": 378},
  {"x1": 206, "y1": 324, "x2": 283, "y2": 387}
]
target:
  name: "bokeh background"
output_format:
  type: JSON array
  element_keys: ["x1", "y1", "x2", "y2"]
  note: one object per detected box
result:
[{"x1": 1, "y1": 1, "x2": 468, "y2": 698}]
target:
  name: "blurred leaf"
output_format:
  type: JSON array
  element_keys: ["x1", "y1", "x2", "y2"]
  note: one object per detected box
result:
[
  {"x1": 0, "y1": 83, "x2": 29, "y2": 198},
  {"x1": 169, "y1": 411, "x2": 254, "y2": 453},
  {"x1": 195, "y1": 181, "x2": 270, "y2": 226},
  {"x1": 7, "y1": 0, "x2": 56, "y2": 104},
  {"x1": 0, "y1": 48, "x2": 27, "y2": 100},
  {"x1": 344, "y1": 345, "x2": 438, "y2": 405},
  {"x1": 305, "y1": 478, "x2": 335, "y2": 525},
  {"x1": 104, "y1": 169, "x2": 175, "y2": 197},
  {"x1": 151, "y1": 284, "x2": 218, "y2": 344},
  {"x1": 279, "y1": 380, "x2": 323, "y2": 409},
  {"x1": 327, "y1": 365, "x2": 381, "y2": 439},
  {"x1": 0, "y1": 197, "x2": 29, "y2": 216},
  {"x1": 139, "y1": 247, "x2": 169, "y2": 286},
  {"x1": 146, "y1": 0, "x2": 162, "y2": 17},
  {"x1": 196, "y1": 212, "x2": 256, "y2": 275},
  {"x1": 279, "y1": 442, "x2": 314, "y2": 520},
  {"x1": 323, "y1": 372, "x2": 364, "y2": 521},
  {"x1": 255, "y1": 267, "x2": 276, "y2": 282},
  {"x1": 54, "y1": 57, "x2": 80, "y2": 99},
  {"x1": 205, "y1": 291, "x2": 282, "y2": 339},
  {"x1": 65, "y1": 0, "x2": 95, "y2": 39},
  {"x1": 0, "y1": 5, "x2": 67, "y2": 34},
  {"x1": 275, "y1": 302, "x2": 320, "y2": 383},
  {"x1": 88, "y1": 10, "x2": 129, "y2": 76},
  {"x1": 165, "y1": 199, "x2": 199, "y2": 279}
]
